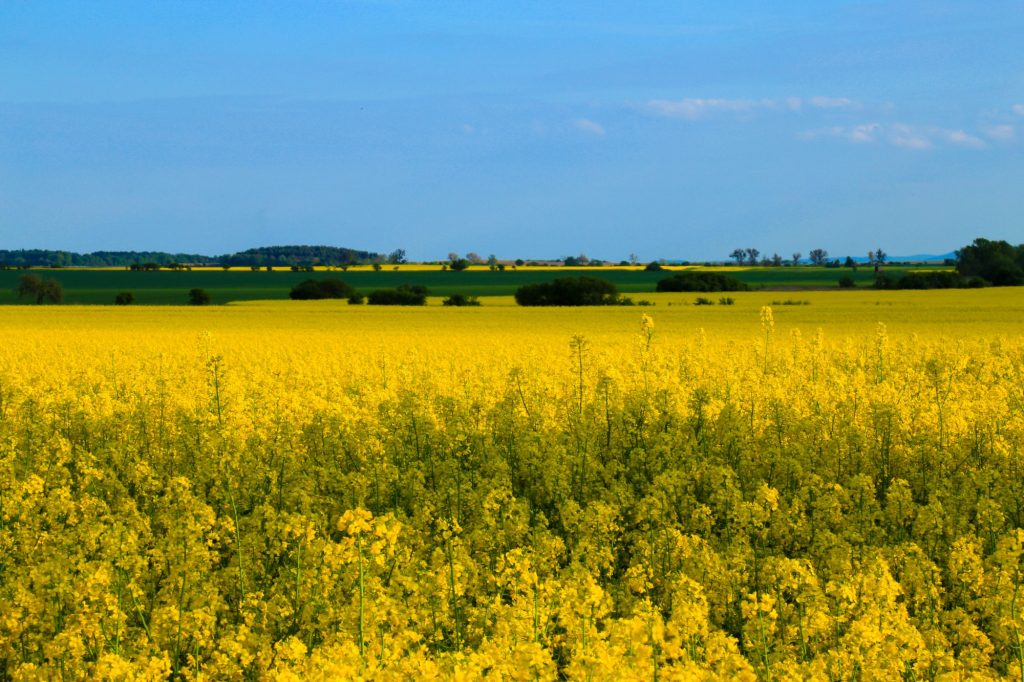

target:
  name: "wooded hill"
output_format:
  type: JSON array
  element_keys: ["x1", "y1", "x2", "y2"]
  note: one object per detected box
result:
[{"x1": 0, "y1": 245, "x2": 384, "y2": 268}]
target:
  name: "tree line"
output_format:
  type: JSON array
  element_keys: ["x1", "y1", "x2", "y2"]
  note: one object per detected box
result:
[
  {"x1": 728, "y1": 247, "x2": 891, "y2": 267},
  {"x1": 0, "y1": 245, "x2": 390, "y2": 268}
]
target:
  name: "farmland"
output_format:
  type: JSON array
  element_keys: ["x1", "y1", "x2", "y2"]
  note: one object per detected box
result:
[
  {"x1": 0, "y1": 264, "x2": 949, "y2": 305},
  {"x1": 2, "y1": 288, "x2": 1024, "y2": 678}
]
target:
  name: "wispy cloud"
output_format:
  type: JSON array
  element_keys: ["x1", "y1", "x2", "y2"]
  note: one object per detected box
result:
[
  {"x1": 983, "y1": 124, "x2": 1016, "y2": 141},
  {"x1": 935, "y1": 128, "x2": 986, "y2": 149},
  {"x1": 645, "y1": 95, "x2": 860, "y2": 120},
  {"x1": 801, "y1": 123, "x2": 987, "y2": 150},
  {"x1": 807, "y1": 96, "x2": 859, "y2": 109},
  {"x1": 1013, "y1": 104, "x2": 1024, "y2": 116},
  {"x1": 645, "y1": 98, "x2": 772, "y2": 119},
  {"x1": 573, "y1": 118, "x2": 606, "y2": 136}
]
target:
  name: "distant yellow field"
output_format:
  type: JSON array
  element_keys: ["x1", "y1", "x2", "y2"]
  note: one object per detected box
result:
[{"x1": 2, "y1": 288, "x2": 1023, "y2": 678}]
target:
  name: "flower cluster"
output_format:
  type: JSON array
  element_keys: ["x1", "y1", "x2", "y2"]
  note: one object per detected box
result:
[{"x1": 0, "y1": 303, "x2": 1022, "y2": 678}]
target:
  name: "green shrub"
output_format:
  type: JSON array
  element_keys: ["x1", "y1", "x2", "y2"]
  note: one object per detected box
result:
[
  {"x1": 114, "y1": 291, "x2": 134, "y2": 305},
  {"x1": 442, "y1": 294, "x2": 481, "y2": 306},
  {"x1": 188, "y1": 288, "x2": 211, "y2": 305},
  {"x1": 514, "y1": 276, "x2": 621, "y2": 306},
  {"x1": 367, "y1": 284, "x2": 429, "y2": 305},
  {"x1": 838, "y1": 275, "x2": 857, "y2": 288},
  {"x1": 656, "y1": 272, "x2": 749, "y2": 292},
  {"x1": 874, "y1": 271, "x2": 973, "y2": 290},
  {"x1": 693, "y1": 297, "x2": 715, "y2": 306},
  {"x1": 289, "y1": 278, "x2": 355, "y2": 300}
]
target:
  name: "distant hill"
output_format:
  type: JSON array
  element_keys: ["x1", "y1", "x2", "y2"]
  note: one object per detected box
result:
[
  {"x1": 0, "y1": 249, "x2": 216, "y2": 267},
  {"x1": 220, "y1": 245, "x2": 382, "y2": 267},
  {"x1": 0, "y1": 245, "x2": 385, "y2": 268}
]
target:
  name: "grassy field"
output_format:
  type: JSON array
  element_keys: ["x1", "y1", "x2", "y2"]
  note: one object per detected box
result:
[
  {"x1": 0, "y1": 264, "x2": 948, "y2": 304},
  {"x1": 3, "y1": 289, "x2": 1024, "y2": 678}
]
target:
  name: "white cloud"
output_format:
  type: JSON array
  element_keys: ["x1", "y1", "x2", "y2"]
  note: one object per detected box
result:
[
  {"x1": 808, "y1": 96, "x2": 859, "y2": 109},
  {"x1": 1013, "y1": 104, "x2": 1024, "y2": 116},
  {"x1": 888, "y1": 124, "x2": 932, "y2": 150},
  {"x1": 802, "y1": 123, "x2": 988, "y2": 150},
  {"x1": 645, "y1": 98, "x2": 773, "y2": 119},
  {"x1": 936, "y1": 128, "x2": 986, "y2": 149},
  {"x1": 573, "y1": 118, "x2": 606, "y2": 136},
  {"x1": 983, "y1": 124, "x2": 1016, "y2": 141},
  {"x1": 800, "y1": 123, "x2": 880, "y2": 144},
  {"x1": 646, "y1": 95, "x2": 860, "y2": 120}
]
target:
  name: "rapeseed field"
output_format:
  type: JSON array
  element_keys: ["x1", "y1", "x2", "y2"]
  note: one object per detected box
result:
[{"x1": 2, "y1": 289, "x2": 1023, "y2": 679}]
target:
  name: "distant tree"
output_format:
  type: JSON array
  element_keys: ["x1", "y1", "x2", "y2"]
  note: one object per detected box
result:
[
  {"x1": 466, "y1": 252, "x2": 484, "y2": 264},
  {"x1": 514, "y1": 258, "x2": 525, "y2": 267},
  {"x1": 808, "y1": 249, "x2": 829, "y2": 266},
  {"x1": 745, "y1": 248, "x2": 760, "y2": 265},
  {"x1": 515, "y1": 276, "x2": 622, "y2": 306},
  {"x1": 791, "y1": 252, "x2": 802, "y2": 266},
  {"x1": 387, "y1": 249, "x2": 407, "y2": 265},
  {"x1": 188, "y1": 288, "x2": 211, "y2": 305},
  {"x1": 656, "y1": 272, "x2": 749, "y2": 293},
  {"x1": 844, "y1": 256, "x2": 857, "y2": 268},
  {"x1": 487, "y1": 254, "x2": 499, "y2": 271},
  {"x1": 449, "y1": 258, "x2": 470, "y2": 272},
  {"x1": 629, "y1": 253, "x2": 639, "y2": 266},
  {"x1": 729, "y1": 248, "x2": 746, "y2": 265},
  {"x1": 838, "y1": 275, "x2": 856, "y2": 288},
  {"x1": 442, "y1": 294, "x2": 481, "y2": 306},
  {"x1": 874, "y1": 248, "x2": 887, "y2": 265},
  {"x1": 372, "y1": 263, "x2": 382, "y2": 272},
  {"x1": 771, "y1": 253, "x2": 783, "y2": 267},
  {"x1": 15, "y1": 274, "x2": 63, "y2": 304},
  {"x1": 114, "y1": 291, "x2": 134, "y2": 305},
  {"x1": 447, "y1": 252, "x2": 460, "y2": 262},
  {"x1": 956, "y1": 237, "x2": 1024, "y2": 285},
  {"x1": 289, "y1": 278, "x2": 355, "y2": 300},
  {"x1": 367, "y1": 284, "x2": 429, "y2": 305},
  {"x1": 644, "y1": 261, "x2": 664, "y2": 271}
]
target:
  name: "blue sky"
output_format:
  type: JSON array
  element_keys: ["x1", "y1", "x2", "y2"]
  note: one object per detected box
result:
[{"x1": 1, "y1": 1, "x2": 1022, "y2": 261}]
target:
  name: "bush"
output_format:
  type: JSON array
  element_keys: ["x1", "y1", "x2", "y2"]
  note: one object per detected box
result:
[
  {"x1": 956, "y1": 237, "x2": 1024, "y2": 285},
  {"x1": 114, "y1": 291, "x2": 134, "y2": 305},
  {"x1": 14, "y1": 274, "x2": 63, "y2": 304},
  {"x1": 449, "y1": 258, "x2": 470, "y2": 272},
  {"x1": 188, "y1": 288, "x2": 211, "y2": 305},
  {"x1": 289, "y1": 278, "x2": 355, "y2": 300},
  {"x1": 514, "y1": 276, "x2": 621, "y2": 306},
  {"x1": 367, "y1": 284, "x2": 429, "y2": 305},
  {"x1": 656, "y1": 272, "x2": 749, "y2": 292},
  {"x1": 442, "y1": 294, "x2": 481, "y2": 306},
  {"x1": 874, "y1": 271, "x2": 973, "y2": 290},
  {"x1": 838, "y1": 275, "x2": 857, "y2": 288},
  {"x1": 644, "y1": 261, "x2": 664, "y2": 271},
  {"x1": 718, "y1": 297, "x2": 735, "y2": 305},
  {"x1": 347, "y1": 292, "x2": 365, "y2": 305},
  {"x1": 693, "y1": 297, "x2": 715, "y2": 306}
]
